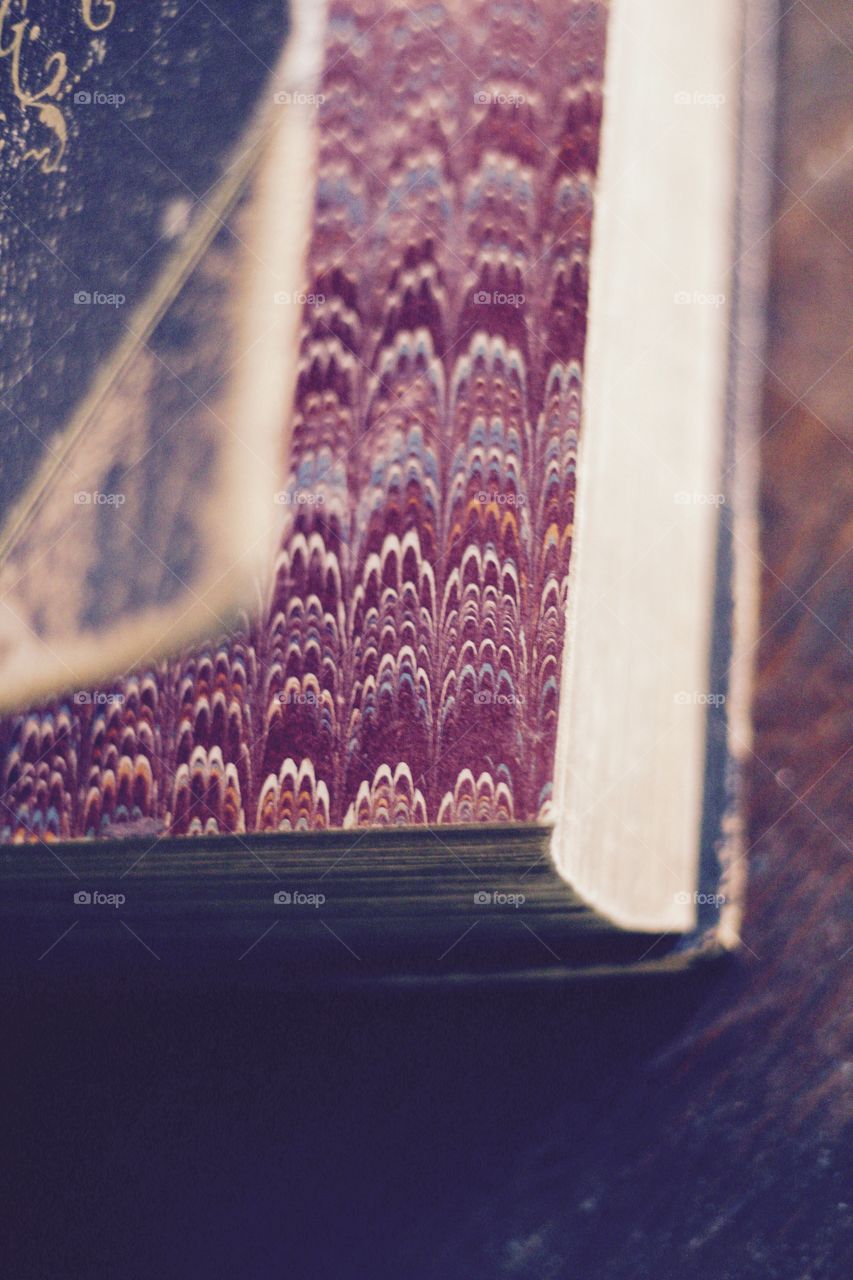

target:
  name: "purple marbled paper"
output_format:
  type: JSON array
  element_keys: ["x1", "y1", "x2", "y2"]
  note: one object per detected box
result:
[{"x1": 1, "y1": 0, "x2": 606, "y2": 839}]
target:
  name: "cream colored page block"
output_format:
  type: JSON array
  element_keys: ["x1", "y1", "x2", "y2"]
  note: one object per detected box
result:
[{"x1": 552, "y1": 0, "x2": 741, "y2": 930}]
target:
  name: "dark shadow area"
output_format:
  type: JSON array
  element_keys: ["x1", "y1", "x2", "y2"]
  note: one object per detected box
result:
[{"x1": 3, "y1": 965, "x2": 724, "y2": 1279}]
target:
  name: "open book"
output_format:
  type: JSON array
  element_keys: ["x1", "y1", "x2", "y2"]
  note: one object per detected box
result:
[{"x1": 0, "y1": 0, "x2": 776, "y2": 983}]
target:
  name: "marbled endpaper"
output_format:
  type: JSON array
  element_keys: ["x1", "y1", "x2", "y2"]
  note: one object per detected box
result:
[{"x1": 0, "y1": 0, "x2": 607, "y2": 839}]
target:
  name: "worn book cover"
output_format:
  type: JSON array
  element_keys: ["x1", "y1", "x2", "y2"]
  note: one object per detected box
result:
[
  {"x1": 0, "y1": 0, "x2": 776, "y2": 984},
  {"x1": 0, "y1": 0, "x2": 319, "y2": 702}
]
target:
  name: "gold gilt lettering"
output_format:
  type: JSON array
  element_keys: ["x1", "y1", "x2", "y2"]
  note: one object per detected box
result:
[
  {"x1": 81, "y1": 1, "x2": 116, "y2": 33},
  {"x1": 0, "y1": 1, "x2": 117, "y2": 174},
  {"x1": 22, "y1": 99, "x2": 68, "y2": 174}
]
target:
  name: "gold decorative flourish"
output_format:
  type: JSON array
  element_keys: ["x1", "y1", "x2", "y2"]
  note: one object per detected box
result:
[
  {"x1": 81, "y1": 0, "x2": 116, "y2": 32},
  {"x1": 0, "y1": 0, "x2": 117, "y2": 174}
]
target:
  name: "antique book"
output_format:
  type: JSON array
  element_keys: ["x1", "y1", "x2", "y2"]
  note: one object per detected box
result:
[{"x1": 0, "y1": 0, "x2": 776, "y2": 985}]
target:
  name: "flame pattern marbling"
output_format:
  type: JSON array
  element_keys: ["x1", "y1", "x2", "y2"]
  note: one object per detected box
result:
[{"x1": 1, "y1": 0, "x2": 606, "y2": 838}]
